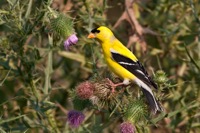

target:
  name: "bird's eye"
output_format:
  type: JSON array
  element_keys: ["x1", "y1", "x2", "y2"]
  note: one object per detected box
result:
[{"x1": 91, "y1": 28, "x2": 100, "y2": 33}]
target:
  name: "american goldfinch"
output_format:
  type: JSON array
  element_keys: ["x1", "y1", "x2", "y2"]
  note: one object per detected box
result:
[{"x1": 87, "y1": 26, "x2": 162, "y2": 113}]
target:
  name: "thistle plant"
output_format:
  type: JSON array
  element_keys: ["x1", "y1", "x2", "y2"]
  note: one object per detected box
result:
[
  {"x1": 51, "y1": 14, "x2": 74, "y2": 37},
  {"x1": 64, "y1": 34, "x2": 78, "y2": 50},
  {"x1": 120, "y1": 122, "x2": 135, "y2": 133},
  {"x1": 67, "y1": 110, "x2": 85, "y2": 128},
  {"x1": 154, "y1": 70, "x2": 168, "y2": 85},
  {"x1": 1, "y1": 0, "x2": 200, "y2": 133},
  {"x1": 76, "y1": 81, "x2": 95, "y2": 99},
  {"x1": 51, "y1": 13, "x2": 78, "y2": 50},
  {"x1": 124, "y1": 100, "x2": 148, "y2": 123}
]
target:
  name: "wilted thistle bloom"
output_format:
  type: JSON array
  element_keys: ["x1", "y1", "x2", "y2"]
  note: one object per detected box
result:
[
  {"x1": 93, "y1": 82, "x2": 110, "y2": 99},
  {"x1": 120, "y1": 122, "x2": 135, "y2": 133},
  {"x1": 67, "y1": 110, "x2": 85, "y2": 128},
  {"x1": 89, "y1": 95, "x2": 99, "y2": 105},
  {"x1": 76, "y1": 81, "x2": 95, "y2": 99},
  {"x1": 64, "y1": 34, "x2": 78, "y2": 50}
]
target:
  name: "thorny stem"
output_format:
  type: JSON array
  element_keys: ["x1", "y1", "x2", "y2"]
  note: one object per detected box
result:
[
  {"x1": 30, "y1": 79, "x2": 40, "y2": 101},
  {"x1": 44, "y1": 34, "x2": 60, "y2": 132},
  {"x1": 88, "y1": 12, "x2": 98, "y2": 76}
]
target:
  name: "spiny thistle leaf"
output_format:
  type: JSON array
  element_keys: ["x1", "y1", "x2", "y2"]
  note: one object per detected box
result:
[
  {"x1": 51, "y1": 14, "x2": 74, "y2": 37},
  {"x1": 124, "y1": 100, "x2": 147, "y2": 123}
]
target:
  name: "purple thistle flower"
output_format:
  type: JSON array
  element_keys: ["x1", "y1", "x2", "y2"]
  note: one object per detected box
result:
[
  {"x1": 67, "y1": 110, "x2": 85, "y2": 128},
  {"x1": 64, "y1": 34, "x2": 78, "y2": 50},
  {"x1": 120, "y1": 122, "x2": 135, "y2": 133}
]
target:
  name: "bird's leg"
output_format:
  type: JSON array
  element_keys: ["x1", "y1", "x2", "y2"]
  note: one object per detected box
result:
[{"x1": 106, "y1": 78, "x2": 125, "y2": 93}]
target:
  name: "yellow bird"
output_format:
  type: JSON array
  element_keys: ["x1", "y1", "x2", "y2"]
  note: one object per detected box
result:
[{"x1": 87, "y1": 26, "x2": 162, "y2": 113}]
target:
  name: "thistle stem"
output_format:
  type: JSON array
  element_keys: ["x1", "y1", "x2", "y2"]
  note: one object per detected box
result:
[{"x1": 44, "y1": 34, "x2": 53, "y2": 98}]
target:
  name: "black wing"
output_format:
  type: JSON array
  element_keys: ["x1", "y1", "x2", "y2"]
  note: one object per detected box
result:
[{"x1": 111, "y1": 51, "x2": 158, "y2": 89}]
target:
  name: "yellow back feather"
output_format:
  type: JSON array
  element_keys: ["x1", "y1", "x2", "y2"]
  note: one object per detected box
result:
[{"x1": 95, "y1": 26, "x2": 137, "y2": 61}]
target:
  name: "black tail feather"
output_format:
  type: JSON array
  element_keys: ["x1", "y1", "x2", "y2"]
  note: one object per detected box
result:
[{"x1": 141, "y1": 87, "x2": 162, "y2": 113}]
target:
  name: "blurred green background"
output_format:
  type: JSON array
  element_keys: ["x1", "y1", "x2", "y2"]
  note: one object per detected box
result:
[{"x1": 0, "y1": 0, "x2": 200, "y2": 132}]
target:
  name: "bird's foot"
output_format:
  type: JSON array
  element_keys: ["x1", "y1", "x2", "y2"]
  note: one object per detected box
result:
[{"x1": 106, "y1": 78, "x2": 124, "y2": 93}]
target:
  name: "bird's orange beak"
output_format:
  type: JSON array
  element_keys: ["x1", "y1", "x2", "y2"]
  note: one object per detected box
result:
[{"x1": 87, "y1": 33, "x2": 96, "y2": 38}]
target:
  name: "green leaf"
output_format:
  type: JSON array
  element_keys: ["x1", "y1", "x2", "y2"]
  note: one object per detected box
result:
[
  {"x1": 0, "y1": 115, "x2": 26, "y2": 125},
  {"x1": 58, "y1": 51, "x2": 86, "y2": 66}
]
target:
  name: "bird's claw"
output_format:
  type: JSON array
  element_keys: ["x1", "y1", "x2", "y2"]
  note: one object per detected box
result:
[
  {"x1": 105, "y1": 78, "x2": 124, "y2": 93},
  {"x1": 105, "y1": 78, "x2": 116, "y2": 93}
]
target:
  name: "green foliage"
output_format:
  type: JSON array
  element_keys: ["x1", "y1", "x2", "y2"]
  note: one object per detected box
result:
[{"x1": 0, "y1": 0, "x2": 200, "y2": 132}]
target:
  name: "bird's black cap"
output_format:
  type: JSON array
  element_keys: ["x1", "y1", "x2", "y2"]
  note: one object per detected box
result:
[{"x1": 91, "y1": 27, "x2": 100, "y2": 33}]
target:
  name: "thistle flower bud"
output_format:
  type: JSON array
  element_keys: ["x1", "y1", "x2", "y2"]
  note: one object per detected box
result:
[
  {"x1": 76, "y1": 81, "x2": 95, "y2": 99},
  {"x1": 120, "y1": 122, "x2": 135, "y2": 133},
  {"x1": 124, "y1": 100, "x2": 147, "y2": 123},
  {"x1": 67, "y1": 110, "x2": 85, "y2": 128},
  {"x1": 154, "y1": 70, "x2": 168, "y2": 84},
  {"x1": 64, "y1": 34, "x2": 78, "y2": 50},
  {"x1": 51, "y1": 14, "x2": 74, "y2": 37}
]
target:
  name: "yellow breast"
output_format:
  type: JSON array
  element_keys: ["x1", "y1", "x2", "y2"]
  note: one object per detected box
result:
[
  {"x1": 102, "y1": 40, "x2": 135, "y2": 80},
  {"x1": 105, "y1": 57, "x2": 136, "y2": 80}
]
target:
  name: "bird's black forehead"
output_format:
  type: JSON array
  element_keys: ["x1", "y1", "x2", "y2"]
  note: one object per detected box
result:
[{"x1": 91, "y1": 27, "x2": 100, "y2": 33}]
